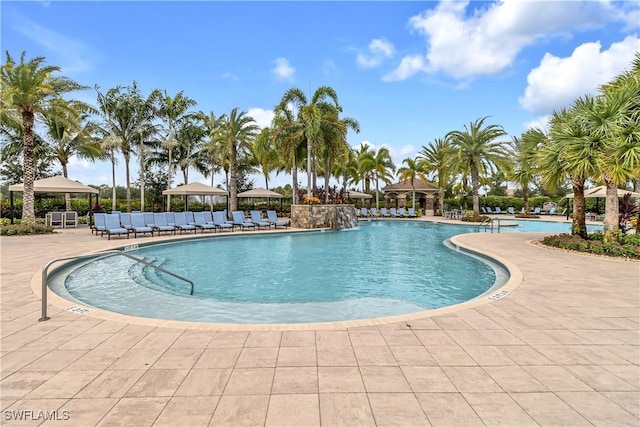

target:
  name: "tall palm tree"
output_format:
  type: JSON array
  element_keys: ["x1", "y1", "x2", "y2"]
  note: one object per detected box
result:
[
  {"x1": 419, "y1": 138, "x2": 454, "y2": 215},
  {"x1": 541, "y1": 107, "x2": 591, "y2": 238},
  {"x1": 218, "y1": 108, "x2": 259, "y2": 214},
  {"x1": 133, "y1": 90, "x2": 160, "y2": 211},
  {"x1": 510, "y1": 129, "x2": 545, "y2": 213},
  {"x1": 278, "y1": 86, "x2": 340, "y2": 197},
  {"x1": 397, "y1": 157, "x2": 427, "y2": 210},
  {"x1": 153, "y1": 90, "x2": 197, "y2": 209},
  {"x1": 1, "y1": 51, "x2": 87, "y2": 223},
  {"x1": 199, "y1": 111, "x2": 224, "y2": 188},
  {"x1": 96, "y1": 82, "x2": 146, "y2": 212},
  {"x1": 356, "y1": 143, "x2": 376, "y2": 193},
  {"x1": 252, "y1": 127, "x2": 280, "y2": 189},
  {"x1": 43, "y1": 98, "x2": 104, "y2": 210},
  {"x1": 446, "y1": 117, "x2": 511, "y2": 218},
  {"x1": 272, "y1": 103, "x2": 305, "y2": 203},
  {"x1": 361, "y1": 147, "x2": 395, "y2": 209},
  {"x1": 319, "y1": 107, "x2": 360, "y2": 203}
]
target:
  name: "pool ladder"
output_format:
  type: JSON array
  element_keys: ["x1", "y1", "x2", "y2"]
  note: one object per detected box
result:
[
  {"x1": 478, "y1": 217, "x2": 501, "y2": 233},
  {"x1": 39, "y1": 250, "x2": 194, "y2": 321}
]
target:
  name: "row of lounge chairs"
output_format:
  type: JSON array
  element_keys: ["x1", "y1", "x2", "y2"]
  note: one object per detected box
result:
[
  {"x1": 357, "y1": 207, "x2": 418, "y2": 218},
  {"x1": 480, "y1": 206, "x2": 567, "y2": 216},
  {"x1": 92, "y1": 210, "x2": 288, "y2": 239}
]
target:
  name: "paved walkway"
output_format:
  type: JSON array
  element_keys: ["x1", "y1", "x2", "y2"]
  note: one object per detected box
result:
[{"x1": 1, "y1": 221, "x2": 638, "y2": 426}]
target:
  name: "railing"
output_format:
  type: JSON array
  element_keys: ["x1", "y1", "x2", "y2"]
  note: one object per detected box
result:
[
  {"x1": 478, "y1": 217, "x2": 501, "y2": 233},
  {"x1": 40, "y1": 250, "x2": 194, "y2": 321}
]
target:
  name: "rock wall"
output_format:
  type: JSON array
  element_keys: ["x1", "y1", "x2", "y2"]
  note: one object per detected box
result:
[{"x1": 291, "y1": 204, "x2": 359, "y2": 230}]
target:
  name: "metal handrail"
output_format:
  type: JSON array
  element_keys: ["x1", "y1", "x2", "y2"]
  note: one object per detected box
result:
[
  {"x1": 40, "y1": 250, "x2": 194, "y2": 321},
  {"x1": 478, "y1": 217, "x2": 501, "y2": 233}
]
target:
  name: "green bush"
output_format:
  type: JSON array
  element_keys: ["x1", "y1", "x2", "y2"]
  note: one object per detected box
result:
[
  {"x1": 542, "y1": 233, "x2": 639, "y2": 259},
  {"x1": 0, "y1": 223, "x2": 54, "y2": 236}
]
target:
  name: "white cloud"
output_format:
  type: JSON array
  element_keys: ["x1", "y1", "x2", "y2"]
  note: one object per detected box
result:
[
  {"x1": 387, "y1": 0, "x2": 637, "y2": 81},
  {"x1": 221, "y1": 72, "x2": 239, "y2": 81},
  {"x1": 524, "y1": 115, "x2": 551, "y2": 133},
  {"x1": 247, "y1": 108, "x2": 275, "y2": 129},
  {"x1": 271, "y1": 57, "x2": 295, "y2": 81},
  {"x1": 519, "y1": 35, "x2": 640, "y2": 115},
  {"x1": 10, "y1": 13, "x2": 99, "y2": 74},
  {"x1": 357, "y1": 38, "x2": 395, "y2": 69}
]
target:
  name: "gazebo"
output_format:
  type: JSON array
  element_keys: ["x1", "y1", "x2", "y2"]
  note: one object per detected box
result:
[
  {"x1": 237, "y1": 188, "x2": 284, "y2": 210},
  {"x1": 162, "y1": 182, "x2": 228, "y2": 211},
  {"x1": 8, "y1": 176, "x2": 99, "y2": 224},
  {"x1": 382, "y1": 179, "x2": 439, "y2": 215}
]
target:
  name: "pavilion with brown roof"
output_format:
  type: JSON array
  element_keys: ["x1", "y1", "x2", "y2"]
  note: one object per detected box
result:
[{"x1": 382, "y1": 179, "x2": 439, "y2": 215}]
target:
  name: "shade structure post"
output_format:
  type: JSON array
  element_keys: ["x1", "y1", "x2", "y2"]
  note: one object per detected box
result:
[{"x1": 10, "y1": 191, "x2": 14, "y2": 224}]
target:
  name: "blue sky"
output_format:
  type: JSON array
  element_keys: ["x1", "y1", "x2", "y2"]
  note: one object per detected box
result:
[{"x1": 3, "y1": 0, "x2": 639, "y2": 190}]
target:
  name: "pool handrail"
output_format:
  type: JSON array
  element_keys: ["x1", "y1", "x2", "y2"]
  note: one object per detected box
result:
[{"x1": 40, "y1": 249, "x2": 195, "y2": 321}]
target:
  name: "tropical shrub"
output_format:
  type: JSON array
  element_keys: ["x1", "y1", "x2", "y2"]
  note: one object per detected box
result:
[
  {"x1": 542, "y1": 233, "x2": 640, "y2": 259},
  {"x1": 0, "y1": 222, "x2": 54, "y2": 236}
]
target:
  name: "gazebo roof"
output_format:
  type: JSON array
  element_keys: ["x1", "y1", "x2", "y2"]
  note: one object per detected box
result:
[
  {"x1": 382, "y1": 179, "x2": 438, "y2": 192},
  {"x1": 237, "y1": 188, "x2": 283, "y2": 198},
  {"x1": 8, "y1": 176, "x2": 99, "y2": 194},
  {"x1": 162, "y1": 182, "x2": 228, "y2": 196}
]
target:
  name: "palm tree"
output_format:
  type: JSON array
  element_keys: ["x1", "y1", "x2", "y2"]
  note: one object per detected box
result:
[
  {"x1": 272, "y1": 103, "x2": 305, "y2": 203},
  {"x1": 96, "y1": 83, "x2": 147, "y2": 212},
  {"x1": 446, "y1": 117, "x2": 511, "y2": 218},
  {"x1": 199, "y1": 111, "x2": 224, "y2": 188},
  {"x1": 397, "y1": 157, "x2": 427, "y2": 210},
  {"x1": 218, "y1": 108, "x2": 259, "y2": 215},
  {"x1": 356, "y1": 143, "x2": 376, "y2": 193},
  {"x1": 278, "y1": 86, "x2": 340, "y2": 197},
  {"x1": 419, "y1": 138, "x2": 454, "y2": 215},
  {"x1": 252, "y1": 127, "x2": 280, "y2": 189},
  {"x1": 1, "y1": 51, "x2": 87, "y2": 223},
  {"x1": 541, "y1": 107, "x2": 591, "y2": 238},
  {"x1": 361, "y1": 147, "x2": 395, "y2": 209},
  {"x1": 153, "y1": 90, "x2": 197, "y2": 209},
  {"x1": 43, "y1": 98, "x2": 104, "y2": 210},
  {"x1": 510, "y1": 129, "x2": 545, "y2": 213}
]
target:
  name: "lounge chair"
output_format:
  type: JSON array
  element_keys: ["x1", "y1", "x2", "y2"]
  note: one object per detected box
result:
[
  {"x1": 129, "y1": 213, "x2": 154, "y2": 238},
  {"x1": 203, "y1": 211, "x2": 214, "y2": 224},
  {"x1": 494, "y1": 207, "x2": 503, "y2": 214},
  {"x1": 370, "y1": 207, "x2": 380, "y2": 217},
  {"x1": 153, "y1": 213, "x2": 177, "y2": 235},
  {"x1": 507, "y1": 207, "x2": 515, "y2": 215},
  {"x1": 212, "y1": 211, "x2": 234, "y2": 232},
  {"x1": 103, "y1": 213, "x2": 129, "y2": 240},
  {"x1": 250, "y1": 210, "x2": 271, "y2": 229},
  {"x1": 267, "y1": 210, "x2": 288, "y2": 229},
  {"x1": 548, "y1": 207, "x2": 556, "y2": 215},
  {"x1": 48, "y1": 211, "x2": 64, "y2": 228},
  {"x1": 554, "y1": 208, "x2": 567, "y2": 216},
  {"x1": 389, "y1": 207, "x2": 400, "y2": 217},
  {"x1": 120, "y1": 213, "x2": 132, "y2": 230},
  {"x1": 480, "y1": 207, "x2": 487, "y2": 214},
  {"x1": 232, "y1": 211, "x2": 255, "y2": 231},
  {"x1": 173, "y1": 212, "x2": 197, "y2": 234},
  {"x1": 519, "y1": 207, "x2": 525, "y2": 214},
  {"x1": 143, "y1": 212, "x2": 155, "y2": 228},
  {"x1": 193, "y1": 212, "x2": 216, "y2": 233},
  {"x1": 360, "y1": 207, "x2": 369, "y2": 217},
  {"x1": 380, "y1": 208, "x2": 391, "y2": 217},
  {"x1": 398, "y1": 207, "x2": 408, "y2": 217},
  {"x1": 407, "y1": 207, "x2": 418, "y2": 217},
  {"x1": 64, "y1": 211, "x2": 77, "y2": 228},
  {"x1": 185, "y1": 211, "x2": 196, "y2": 225},
  {"x1": 532, "y1": 207, "x2": 541, "y2": 215},
  {"x1": 92, "y1": 213, "x2": 107, "y2": 235}
]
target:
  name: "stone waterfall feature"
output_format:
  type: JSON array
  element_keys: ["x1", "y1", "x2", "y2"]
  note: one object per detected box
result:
[{"x1": 290, "y1": 205, "x2": 359, "y2": 230}]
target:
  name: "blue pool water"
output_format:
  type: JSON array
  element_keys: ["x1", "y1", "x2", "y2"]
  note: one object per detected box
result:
[
  {"x1": 54, "y1": 221, "x2": 507, "y2": 323},
  {"x1": 500, "y1": 219, "x2": 602, "y2": 233}
]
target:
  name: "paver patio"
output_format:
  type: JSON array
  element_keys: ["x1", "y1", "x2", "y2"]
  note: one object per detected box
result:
[{"x1": 1, "y1": 219, "x2": 638, "y2": 426}]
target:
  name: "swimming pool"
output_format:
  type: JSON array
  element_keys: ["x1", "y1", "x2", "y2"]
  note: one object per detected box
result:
[
  {"x1": 500, "y1": 219, "x2": 602, "y2": 233},
  {"x1": 51, "y1": 221, "x2": 507, "y2": 324}
]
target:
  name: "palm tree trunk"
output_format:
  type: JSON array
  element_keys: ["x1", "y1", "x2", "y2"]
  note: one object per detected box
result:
[
  {"x1": 471, "y1": 162, "x2": 480, "y2": 217},
  {"x1": 571, "y1": 178, "x2": 587, "y2": 238},
  {"x1": 306, "y1": 141, "x2": 312, "y2": 197},
  {"x1": 167, "y1": 147, "x2": 173, "y2": 211},
  {"x1": 523, "y1": 185, "x2": 530, "y2": 212},
  {"x1": 375, "y1": 177, "x2": 380, "y2": 209},
  {"x1": 21, "y1": 111, "x2": 36, "y2": 224},
  {"x1": 325, "y1": 156, "x2": 331, "y2": 203},
  {"x1": 438, "y1": 187, "x2": 444, "y2": 215},
  {"x1": 264, "y1": 173, "x2": 269, "y2": 191},
  {"x1": 230, "y1": 141, "x2": 238, "y2": 214},
  {"x1": 412, "y1": 187, "x2": 416, "y2": 209},
  {"x1": 111, "y1": 151, "x2": 117, "y2": 211},
  {"x1": 603, "y1": 178, "x2": 620, "y2": 243},
  {"x1": 62, "y1": 163, "x2": 71, "y2": 211},
  {"x1": 292, "y1": 152, "x2": 299, "y2": 204},
  {"x1": 140, "y1": 154, "x2": 145, "y2": 212},
  {"x1": 124, "y1": 150, "x2": 131, "y2": 212}
]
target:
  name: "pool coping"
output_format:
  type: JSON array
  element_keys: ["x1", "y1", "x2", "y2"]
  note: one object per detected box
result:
[{"x1": 29, "y1": 225, "x2": 524, "y2": 331}]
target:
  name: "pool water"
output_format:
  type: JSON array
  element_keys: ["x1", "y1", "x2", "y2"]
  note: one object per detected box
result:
[
  {"x1": 501, "y1": 219, "x2": 602, "y2": 233},
  {"x1": 56, "y1": 221, "x2": 504, "y2": 323}
]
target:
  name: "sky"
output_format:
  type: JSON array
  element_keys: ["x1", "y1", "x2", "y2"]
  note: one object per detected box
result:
[{"x1": 2, "y1": 0, "x2": 639, "y2": 191}]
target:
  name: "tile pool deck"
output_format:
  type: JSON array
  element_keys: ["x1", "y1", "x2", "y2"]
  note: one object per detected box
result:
[{"x1": 1, "y1": 218, "x2": 638, "y2": 426}]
